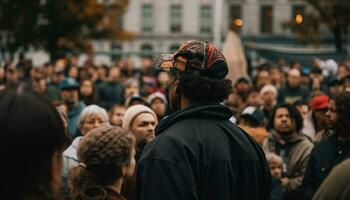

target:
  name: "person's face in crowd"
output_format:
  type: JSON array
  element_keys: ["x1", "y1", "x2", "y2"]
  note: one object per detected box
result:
[
  {"x1": 108, "y1": 68, "x2": 120, "y2": 82},
  {"x1": 246, "y1": 91, "x2": 261, "y2": 107},
  {"x1": 158, "y1": 71, "x2": 170, "y2": 87},
  {"x1": 297, "y1": 104, "x2": 309, "y2": 119},
  {"x1": 60, "y1": 88, "x2": 79, "y2": 104},
  {"x1": 261, "y1": 91, "x2": 276, "y2": 107},
  {"x1": 68, "y1": 67, "x2": 79, "y2": 80},
  {"x1": 344, "y1": 79, "x2": 350, "y2": 92},
  {"x1": 80, "y1": 113, "x2": 108, "y2": 135},
  {"x1": 97, "y1": 67, "x2": 107, "y2": 80},
  {"x1": 151, "y1": 98, "x2": 167, "y2": 117},
  {"x1": 42, "y1": 64, "x2": 53, "y2": 79},
  {"x1": 270, "y1": 68, "x2": 282, "y2": 84},
  {"x1": 314, "y1": 109, "x2": 327, "y2": 127},
  {"x1": 291, "y1": 62, "x2": 302, "y2": 70},
  {"x1": 269, "y1": 163, "x2": 282, "y2": 178},
  {"x1": 235, "y1": 82, "x2": 250, "y2": 95},
  {"x1": 256, "y1": 70, "x2": 270, "y2": 89},
  {"x1": 122, "y1": 147, "x2": 136, "y2": 180},
  {"x1": 325, "y1": 100, "x2": 337, "y2": 130},
  {"x1": 125, "y1": 82, "x2": 139, "y2": 98},
  {"x1": 0, "y1": 68, "x2": 5, "y2": 82},
  {"x1": 6, "y1": 69, "x2": 18, "y2": 84},
  {"x1": 301, "y1": 75, "x2": 311, "y2": 87},
  {"x1": 80, "y1": 80, "x2": 93, "y2": 97},
  {"x1": 337, "y1": 65, "x2": 348, "y2": 79},
  {"x1": 126, "y1": 58, "x2": 135, "y2": 70},
  {"x1": 130, "y1": 113, "x2": 156, "y2": 143},
  {"x1": 37, "y1": 79, "x2": 47, "y2": 93},
  {"x1": 52, "y1": 71, "x2": 65, "y2": 84},
  {"x1": 287, "y1": 70, "x2": 301, "y2": 88},
  {"x1": 30, "y1": 68, "x2": 42, "y2": 80},
  {"x1": 274, "y1": 107, "x2": 295, "y2": 134},
  {"x1": 110, "y1": 106, "x2": 125, "y2": 126},
  {"x1": 329, "y1": 85, "x2": 344, "y2": 95},
  {"x1": 142, "y1": 58, "x2": 153, "y2": 70}
]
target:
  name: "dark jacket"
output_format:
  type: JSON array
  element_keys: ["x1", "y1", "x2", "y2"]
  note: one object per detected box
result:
[
  {"x1": 271, "y1": 177, "x2": 284, "y2": 200},
  {"x1": 312, "y1": 159, "x2": 350, "y2": 200},
  {"x1": 137, "y1": 103, "x2": 271, "y2": 200},
  {"x1": 98, "y1": 81, "x2": 124, "y2": 110},
  {"x1": 277, "y1": 84, "x2": 309, "y2": 104},
  {"x1": 301, "y1": 134, "x2": 350, "y2": 199}
]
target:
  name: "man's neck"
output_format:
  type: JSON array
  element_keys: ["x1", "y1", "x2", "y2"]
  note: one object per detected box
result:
[
  {"x1": 110, "y1": 178, "x2": 123, "y2": 193},
  {"x1": 180, "y1": 96, "x2": 191, "y2": 109}
]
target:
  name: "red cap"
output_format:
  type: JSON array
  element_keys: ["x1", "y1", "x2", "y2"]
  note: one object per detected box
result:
[{"x1": 310, "y1": 95, "x2": 329, "y2": 111}]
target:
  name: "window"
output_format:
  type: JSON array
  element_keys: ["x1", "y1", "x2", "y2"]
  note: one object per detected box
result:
[
  {"x1": 292, "y1": 5, "x2": 304, "y2": 25},
  {"x1": 170, "y1": 4, "x2": 182, "y2": 33},
  {"x1": 111, "y1": 44, "x2": 122, "y2": 61},
  {"x1": 229, "y1": 5, "x2": 242, "y2": 33},
  {"x1": 260, "y1": 6, "x2": 273, "y2": 34},
  {"x1": 200, "y1": 5, "x2": 212, "y2": 34},
  {"x1": 142, "y1": 4, "x2": 153, "y2": 33},
  {"x1": 141, "y1": 44, "x2": 153, "y2": 58}
]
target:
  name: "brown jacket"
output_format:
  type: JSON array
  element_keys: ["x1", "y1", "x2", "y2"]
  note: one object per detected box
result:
[{"x1": 263, "y1": 131, "x2": 314, "y2": 191}]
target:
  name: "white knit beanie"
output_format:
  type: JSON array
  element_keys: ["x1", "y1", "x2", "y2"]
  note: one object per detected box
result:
[
  {"x1": 260, "y1": 84, "x2": 277, "y2": 96},
  {"x1": 122, "y1": 105, "x2": 158, "y2": 130}
]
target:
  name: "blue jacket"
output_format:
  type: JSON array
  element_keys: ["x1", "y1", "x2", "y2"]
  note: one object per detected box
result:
[{"x1": 67, "y1": 101, "x2": 85, "y2": 137}]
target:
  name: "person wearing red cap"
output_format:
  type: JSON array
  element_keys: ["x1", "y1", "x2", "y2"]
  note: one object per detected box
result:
[
  {"x1": 136, "y1": 41, "x2": 271, "y2": 200},
  {"x1": 310, "y1": 95, "x2": 329, "y2": 142},
  {"x1": 302, "y1": 92, "x2": 350, "y2": 199}
]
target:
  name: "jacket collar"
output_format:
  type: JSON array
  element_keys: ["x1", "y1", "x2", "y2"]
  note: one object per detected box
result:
[
  {"x1": 155, "y1": 102, "x2": 233, "y2": 135},
  {"x1": 271, "y1": 130, "x2": 306, "y2": 145}
]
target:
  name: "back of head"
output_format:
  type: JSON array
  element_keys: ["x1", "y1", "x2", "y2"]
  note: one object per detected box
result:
[
  {"x1": 0, "y1": 85, "x2": 67, "y2": 199},
  {"x1": 69, "y1": 126, "x2": 135, "y2": 200},
  {"x1": 155, "y1": 40, "x2": 233, "y2": 103}
]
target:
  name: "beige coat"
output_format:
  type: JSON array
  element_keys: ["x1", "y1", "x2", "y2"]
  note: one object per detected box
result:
[{"x1": 263, "y1": 131, "x2": 314, "y2": 191}]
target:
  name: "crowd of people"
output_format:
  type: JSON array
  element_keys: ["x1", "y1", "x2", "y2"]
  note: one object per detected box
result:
[{"x1": 1, "y1": 40, "x2": 350, "y2": 200}]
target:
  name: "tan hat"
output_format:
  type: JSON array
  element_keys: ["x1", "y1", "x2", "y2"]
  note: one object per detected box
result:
[{"x1": 122, "y1": 105, "x2": 158, "y2": 130}]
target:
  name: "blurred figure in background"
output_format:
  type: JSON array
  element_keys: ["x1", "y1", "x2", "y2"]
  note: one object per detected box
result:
[
  {"x1": 109, "y1": 104, "x2": 126, "y2": 127},
  {"x1": 59, "y1": 78, "x2": 86, "y2": 137},
  {"x1": 0, "y1": 85, "x2": 68, "y2": 199},
  {"x1": 147, "y1": 92, "x2": 168, "y2": 121},
  {"x1": 302, "y1": 92, "x2": 350, "y2": 199},
  {"x1": 266, "y1": 153, "x2": 284, "y2": 200},
  {"x1": 79, "y1": 79, "x2": 99, "y2": 106}
]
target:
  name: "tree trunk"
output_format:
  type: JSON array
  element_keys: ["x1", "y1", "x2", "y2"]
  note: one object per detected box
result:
[{"x1": 47, "y1": 0, "x2": 58, "y2": 61}]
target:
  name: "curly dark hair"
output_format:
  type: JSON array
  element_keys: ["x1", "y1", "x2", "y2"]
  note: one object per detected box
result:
[
  {"x1": 268, "y1": 103, "x2": 303, "y2": 133},
  {"x1": 177, "y1": 73, "x2": 233, "y2": 103},
  {"x1": 69, "y1": 126, "x2": 135, "y2": 200},
  {"x1": 330, "y1": 92, "x2": 350, "y2": 136}
]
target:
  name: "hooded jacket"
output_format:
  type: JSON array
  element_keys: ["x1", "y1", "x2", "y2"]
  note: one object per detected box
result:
[
  {"x1": 137, "y1": 103, "x2": 271, "y2": 200},
  {"x1": 263, "y1": 131, "x2": 313, "y2": 197}
]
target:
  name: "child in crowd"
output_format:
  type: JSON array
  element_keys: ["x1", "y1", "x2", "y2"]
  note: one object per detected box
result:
[{"x1": 266, "y1": 153, "x2": 284, "y2": 200}]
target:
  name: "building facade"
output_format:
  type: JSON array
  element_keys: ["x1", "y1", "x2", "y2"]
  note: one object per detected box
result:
[{"x1": 113, "y1": 0, "x2": 314, "y2": 57}]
